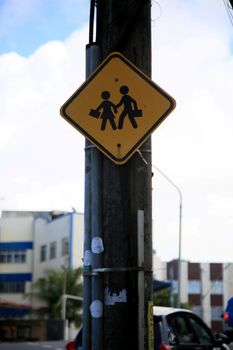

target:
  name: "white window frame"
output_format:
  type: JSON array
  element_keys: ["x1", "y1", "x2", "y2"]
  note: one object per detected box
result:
[
  {"x1": 40, "y1": 245, "x2": 47, "y2": 262},
  {"x1": 50, "y1": 241, "x2": 57, "y2": 260},
  {"x1": 61, "y1": 237, "x2": 69, "y2": 256},
  {"x1": 188, "y1": 280, "x2": 201, "y2": 294},
  {"x1": 211, "y1": 306, "x2": 223, "y2": 321},
  {"x1": 210, "y1": 281, "x2": 223, "y2": 295},
  {"x1": 0, "y1": 250, "x2": 26, "y2": 263}
]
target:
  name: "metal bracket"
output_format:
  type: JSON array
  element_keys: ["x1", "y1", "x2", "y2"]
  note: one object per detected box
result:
[
  {"x1": 83, "y1": 266, "x2": 152, "y2": 276},
  {"x1": 93, "y1": 266, "x2": 144, "y2": 273},
  {"x1": 140, "y1": 149, "x2": 152, "y2": 153},
  {"x1": 84, "y1": 145, "x2": 97, "y2": 151}
]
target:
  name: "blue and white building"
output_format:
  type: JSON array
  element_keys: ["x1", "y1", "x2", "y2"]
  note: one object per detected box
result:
[{"x1": 0, "y1": 210, "x2": 84, "y2": 318}]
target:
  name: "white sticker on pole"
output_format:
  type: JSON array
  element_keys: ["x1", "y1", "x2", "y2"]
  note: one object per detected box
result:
[
  {"x1": 91, "y1": 237, "x2": 104, "y2": 254},
  {"x1": 104, "y1": 287, "x2": 127, "y2": 305},
  {"x1": 90, "y1": 300, "x2": 103, "y2": 318},
  {"x1": 84, "y1": 250, "x2": 92, "y2": 266}
]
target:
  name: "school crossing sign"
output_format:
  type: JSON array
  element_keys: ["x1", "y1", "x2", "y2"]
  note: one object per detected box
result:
[{"x1": 60, "y1": 52, "x2": 176, "y2": 165}]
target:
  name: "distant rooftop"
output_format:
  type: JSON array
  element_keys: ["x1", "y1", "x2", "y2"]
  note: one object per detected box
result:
[{"x1": 1, "y1": 210, "x2": 68, "y2": 219}]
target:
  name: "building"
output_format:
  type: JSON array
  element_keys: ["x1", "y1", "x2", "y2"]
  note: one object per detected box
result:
[
  {"x1": 33, "y1": 210, "x2": 84, "y2": 284},
  {"x1": 160, "y1": 259, "x2": 233, "y2": 332},
  {"x1": 0, "y1": 210, "x2": 84, "y2": 323},
  {"x1": 2, "y1": 210, "x2": 233, "y2": 335}
]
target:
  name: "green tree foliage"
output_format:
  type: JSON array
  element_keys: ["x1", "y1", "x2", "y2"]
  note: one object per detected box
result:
[
  {"x1": 153, "y1": 288, "x2": 192, "y2": 310},
  {"x1": 27, "y1": 267, "x2": 83, "y2": 326},
  {"x1": 153, "y1": 288, "x2": 171, "y2": 307},
  {"x1": 153, "y1": 289, "x2": 191, "y2": 310}
]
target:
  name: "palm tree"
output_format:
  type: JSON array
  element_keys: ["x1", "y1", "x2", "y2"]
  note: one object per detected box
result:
[{"x1": 28, "y1": 267, "x2": 83, "y2": 326}]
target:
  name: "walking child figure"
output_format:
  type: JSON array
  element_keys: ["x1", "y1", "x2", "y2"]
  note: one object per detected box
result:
[
  {"x1": 116, "y1": 85, "x2": 142, "y2": 129},
  {"x1": 89, "y1": 90, "x2": 117, "y2": 131}
]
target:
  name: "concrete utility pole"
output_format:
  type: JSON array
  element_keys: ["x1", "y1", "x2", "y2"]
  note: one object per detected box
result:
[{"x1": 95, "y1": 1, "x2": 153, "y2": 349}]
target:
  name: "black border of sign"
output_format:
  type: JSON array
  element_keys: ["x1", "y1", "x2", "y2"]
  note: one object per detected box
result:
[{"x1": 60, "y1": 52, "x2": 176, "y2": 165}]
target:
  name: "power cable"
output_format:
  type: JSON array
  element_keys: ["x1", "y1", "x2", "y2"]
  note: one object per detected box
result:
[
  {"x1": 202, "y1": 263, "x2": 232, "y2": 300},
  {"x1": 222, "y1": 0, "x2": 233, "y2": 27},
  {"x1": 89, "y1": 0, "x2": 95, "y2": 44},
  {"x1": 152, "y1": 0, "x2": 162, "y2": 23},
  {"x1": 89, "y1": 0, "x2": 100, "y2": 44},
  {"x1": 228, "y1": 0, "x2": 233, "y2": 9}
]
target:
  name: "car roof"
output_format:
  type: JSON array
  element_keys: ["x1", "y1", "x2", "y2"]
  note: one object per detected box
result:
[{"x1": 153, "y1": 306, "x2": 192, "y2": 317}]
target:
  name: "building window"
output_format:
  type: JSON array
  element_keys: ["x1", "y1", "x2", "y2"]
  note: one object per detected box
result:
[
  {"x1": 188, "y1": 263, "x2": 200, "y2": 279},
  {"x1": 0, "y1": 250, "x2": 26, "y2": 263},
  {"x1": 0, "y1": 281, "x2": 25, "y2": 293},
  {"x1": 40, "y1": 245, "x2": 47, "y2": 262},
  {"x1": 171, "y1": 280, "x2": 178, "y2": 294},
  {"x1": 211, "y1": 306, "x2": 223, "y2": 321},
  {"x1": 50, "y1": 241, "x2": 57, "y2": 260},
  {"x1": 192, "y1": 305, "x2": 202, "y2": 318},
  {"x1": 188, "y1": 280, "x2": 201, "y2": 294},
  {"x1": 210, "y1": 281, "x2": 223, "y2": 294},
  {"x1": 188, "y1": 294, "x2": 201, "y2": 305},
  {"x1": 210, "y1": 263, "x2": 222, "y2": 280},
  {"x1": 14, "y1": 250, "x2": 26, "y2": 263},
  {"x1": 61, "y1": 238, "x2": 69, "y2": 256}
]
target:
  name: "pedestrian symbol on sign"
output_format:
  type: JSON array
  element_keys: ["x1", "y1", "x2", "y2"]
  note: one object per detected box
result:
[
  {"x1": 89, "y1": 85, "x2": 142, "y2": 131},
  {"x1": 89, "y1": 90, "x2": 117, "y2": 131},
  {"x1": 116, "y1": 85, "x2": 142, "y2": 129},
  {"x1": 60, "y1": 52, "x2": 176, "y2": 165}
]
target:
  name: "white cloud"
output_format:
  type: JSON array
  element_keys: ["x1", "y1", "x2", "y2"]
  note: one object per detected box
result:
[
  {"x1": 1, "y1": 1, "x2": 233, "y2": 263},
  {"x1": 0, "y1": 121, "x2": 17, "y2": 150},
  {"x1": 151, "y1": 0, "x2": 233, "y2": 262},
  {"x1": 0, "y1": 24, "x2": 88, "y2": 211},
  {"x1": 8, "y1": 180, "x2": 84, "y2": 213}
]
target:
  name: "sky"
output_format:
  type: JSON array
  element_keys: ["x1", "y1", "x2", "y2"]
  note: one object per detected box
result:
[{"x1": 0, "y1": 0, "x2": 233, "y2": 263}]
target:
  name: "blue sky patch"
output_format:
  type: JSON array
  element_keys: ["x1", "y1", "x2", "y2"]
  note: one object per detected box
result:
[{"x1": 0, "y1": 0, "x2": 89, "y2": 56}]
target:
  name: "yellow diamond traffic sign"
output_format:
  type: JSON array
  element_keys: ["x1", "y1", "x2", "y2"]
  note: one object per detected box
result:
[{"x1": 60, "y1": 52, "x2": 176, "y2": 165}]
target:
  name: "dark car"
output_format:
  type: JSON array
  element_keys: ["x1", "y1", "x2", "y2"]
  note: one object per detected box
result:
[
  {"x1": 154, "y1": 306, "x2": 230, "y2": 350},
  {"x1": 66, "y1": 306, "x2": 230, "y2": 350}
]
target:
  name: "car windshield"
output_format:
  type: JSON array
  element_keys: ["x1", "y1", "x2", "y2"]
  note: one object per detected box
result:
[
  {"x1": 167, "y1": 312, "x2": 214, "y2": 346},
  {"x1": 189, "y1": 316, "x2": 213, "y2": 344},
  {"x1": 169, "y1": 314, "x2": 197, "y2": 343}
]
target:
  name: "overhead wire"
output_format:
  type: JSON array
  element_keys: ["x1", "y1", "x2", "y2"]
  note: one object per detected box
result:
[
  {"x1": 89, "y1": 0, "x2": 95, "y2": 44},
  {"x1": 151, "y1": 0, "x2": 162, "y2": 25},
  {"x1": 228, "y1": 0, "x2": 233, "y2": 9},
  {"x1": 202, "y1": 263, "x2": 232, "y2": 301},
  {"x1": 222, "y1": 0, "x2": 233, "y2": 27},
  {"x1": 89, "y1": 0, "x2": 100, "y2": 44}
]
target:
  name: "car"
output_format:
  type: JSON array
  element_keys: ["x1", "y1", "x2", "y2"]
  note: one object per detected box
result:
[
  {"x1": 66, "y1": 306, "x2": 230, "y2": 350},
  {"x1": 66, "y1": 327, "x2": 82, "y2": 350},
  {"x1": 154, "y1": 306, "x2": 230, "y2": 350}
]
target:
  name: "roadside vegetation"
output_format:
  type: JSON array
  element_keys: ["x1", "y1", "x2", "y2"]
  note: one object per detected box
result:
[{"x1": 26, "y1": 267, "x2": 83, "y2": 326}]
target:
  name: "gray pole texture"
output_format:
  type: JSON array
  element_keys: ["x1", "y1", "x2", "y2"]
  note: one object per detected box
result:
[
  {"x1": 95, "y1": 1, "x2": 153, "y2": 349},
  {"x1": 83, "y1": 44, "x2": 102, "y2": 350}
]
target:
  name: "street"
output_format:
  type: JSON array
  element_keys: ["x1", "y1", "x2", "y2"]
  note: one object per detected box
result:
[
  {"x1": 1, "y1": 339, "x2": 233, "y2": 350},
  {"x1": 0, "y1": 341, "x2": 66, "y2": 350}
]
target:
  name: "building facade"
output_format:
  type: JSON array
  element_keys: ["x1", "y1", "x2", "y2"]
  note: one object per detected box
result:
[
  {"x1": 165, "y1": 259, "x2": 233, "y2": 332},
  {"x1": 0, "y1": 210, "x2": 84, "y2": 320},
  {"x1": 1, "y1": 210, "x2": 233, "y2": 335}
]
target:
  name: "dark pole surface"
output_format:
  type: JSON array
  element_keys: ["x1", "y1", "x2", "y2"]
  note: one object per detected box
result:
[
  {"x1": 83, "y1": 46, "x2": 92, "y2": 350},
  {"x1": 96, "y1": 1, "x2": 153, "y2": 349},
  {"x1": 83, "y1": 44, "x2": 102, "y2": 350}
]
